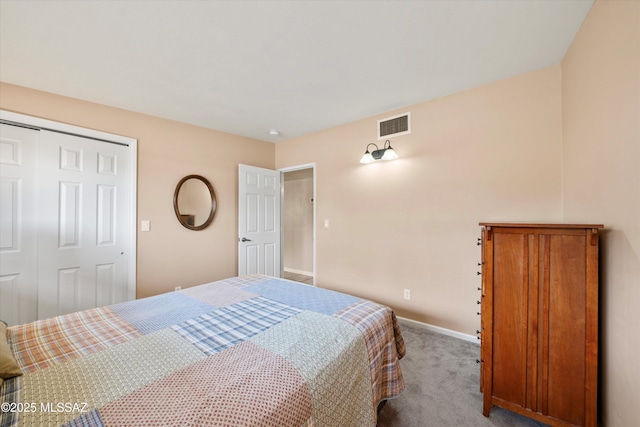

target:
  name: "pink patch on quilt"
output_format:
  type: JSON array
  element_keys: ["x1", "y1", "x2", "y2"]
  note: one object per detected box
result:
[{"x1": 98, "y1": 340, "x2": 313, "y2": 427}]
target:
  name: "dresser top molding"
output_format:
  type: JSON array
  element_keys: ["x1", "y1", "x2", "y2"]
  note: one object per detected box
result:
[
  {"x1": 479, "y1": 223, "x2": 603, "y2": 245},
  {"x1": 479, "y1": 223, "x2": 604, "y2": 229}
]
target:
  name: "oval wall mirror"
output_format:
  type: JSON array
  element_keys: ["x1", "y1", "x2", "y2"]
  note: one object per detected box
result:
[{"x1": 173, "y1": 174, "x2": 217, "y2": 230}]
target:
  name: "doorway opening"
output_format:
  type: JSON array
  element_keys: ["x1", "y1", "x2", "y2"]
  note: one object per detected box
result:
[{"x1": 280, "y1": 164, "x2": 315, "y2": 286}]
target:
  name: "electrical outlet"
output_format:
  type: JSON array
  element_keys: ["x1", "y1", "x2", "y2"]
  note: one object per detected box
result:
[
  {"x1": 174, "y1": 286, "x2": 182, "y2": 291},
  {"x1": 404, "y1": 289, "x2": 411, "y2": 300}
]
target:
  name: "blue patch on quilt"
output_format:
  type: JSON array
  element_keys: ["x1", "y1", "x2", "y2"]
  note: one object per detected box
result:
[
  {"x1": 171, "y1": 296, "x2": 301, "y2": 355},
  {"x1": 110, "y1": 292, "x2": 216, "y2": 334},
  {"x1": 245, "y1": 278, "x2": 362, "y2": 315}
]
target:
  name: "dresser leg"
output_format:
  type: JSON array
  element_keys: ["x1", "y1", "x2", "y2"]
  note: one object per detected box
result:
[{"x1": 482, "y1": 395, "x2": 491, "y2": 417}]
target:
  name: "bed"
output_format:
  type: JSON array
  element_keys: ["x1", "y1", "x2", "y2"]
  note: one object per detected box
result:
[{"x1": 0, "y1": 275, "x2": 405, "y2": 426}]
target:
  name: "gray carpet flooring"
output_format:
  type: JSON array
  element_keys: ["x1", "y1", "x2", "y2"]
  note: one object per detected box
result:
[{"x1": 376, "y1": 319, "x2": 550, "y2": 427}]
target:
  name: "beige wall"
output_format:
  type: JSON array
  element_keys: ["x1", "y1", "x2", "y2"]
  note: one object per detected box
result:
[
  {"x1": 276, "y1": 65, "x2": 564, "y2": 333},
  {"x1": 561, "y1": 1, "x2": 640, "y2": 427},
  {"x1": 0, "y1": 82, "x2": 275, "y2": 299}
]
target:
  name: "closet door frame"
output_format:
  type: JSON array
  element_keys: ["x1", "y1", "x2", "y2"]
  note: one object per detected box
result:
[{"x1": 0, "y1": 110, "x2": 138, "y2": 303}]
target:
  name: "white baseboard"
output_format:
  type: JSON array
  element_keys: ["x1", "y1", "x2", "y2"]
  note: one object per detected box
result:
[
  {"x1": 397, "y1": 316, "x2": 479, "y2": 344},
  {"x1": 283, "y1": 267, "x2": 314, "y2": 277}
]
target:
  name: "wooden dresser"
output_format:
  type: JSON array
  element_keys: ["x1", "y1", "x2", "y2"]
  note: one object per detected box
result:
[{"x1": 478, "y1": 223, "x2": 602, "y2": 427}]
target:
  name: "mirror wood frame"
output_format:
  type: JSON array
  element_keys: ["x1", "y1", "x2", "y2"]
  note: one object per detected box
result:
[{"x1": 173, "y1": 174, "x2": 217, "y2": 231}]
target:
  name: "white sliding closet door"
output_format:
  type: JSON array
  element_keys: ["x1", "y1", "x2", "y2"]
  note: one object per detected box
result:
[
  {"x1": 38, "y1": 130, "x2": 131, "y2": 319},
  {"x1": 0, "y1": 124, "x2": 39, "y2": 325},
  {"x1": 0, "y1": 122, "x2": 134, "y2": 325}
]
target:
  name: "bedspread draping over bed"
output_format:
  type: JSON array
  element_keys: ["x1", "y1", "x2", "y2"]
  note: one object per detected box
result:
[{"x1": 1, "y1": 275, "x2": 405, "y2": 427}]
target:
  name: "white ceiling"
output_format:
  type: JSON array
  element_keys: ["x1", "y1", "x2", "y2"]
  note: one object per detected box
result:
[{"x1": 0, "y1": 0, "x2": 593, "y2": 143}]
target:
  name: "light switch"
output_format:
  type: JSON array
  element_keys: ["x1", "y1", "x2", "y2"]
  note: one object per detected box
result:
[
  {"x1": 324, "y1": 219, "x2": 329, "y2": 229},
  {"x1": 141, "y1": 220, "x2": 150, "y2": 232}
]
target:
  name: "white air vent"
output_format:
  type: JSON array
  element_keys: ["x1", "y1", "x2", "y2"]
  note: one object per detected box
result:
[{"x1": 378, "y1": 112, "x2": 410, "y2": 139}]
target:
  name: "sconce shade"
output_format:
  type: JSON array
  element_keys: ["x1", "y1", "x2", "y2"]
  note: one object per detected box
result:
[
  {"x1": 360, "y1": 151, "x2": 375, "y2": 164},
  {"x1": 381, "y1": 147, "x2": 398, "y2": 160}
]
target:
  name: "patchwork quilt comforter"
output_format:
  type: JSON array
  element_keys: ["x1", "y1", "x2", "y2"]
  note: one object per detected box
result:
[{"x1": 1, "y1": 275, "x2": 405, "y2": 426}]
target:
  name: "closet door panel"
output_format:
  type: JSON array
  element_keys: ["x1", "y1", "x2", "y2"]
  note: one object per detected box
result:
[
  {"x1": 38, "y1": 131, "x2": 130, "y2": 319},
  {"x1": 0, "y1": 124, "x2": 39, "y2": 325}
]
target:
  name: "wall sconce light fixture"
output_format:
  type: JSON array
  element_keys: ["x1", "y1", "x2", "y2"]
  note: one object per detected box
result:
[{"x1": 360, "y1": 140, "x2": 398, "y2": 164}]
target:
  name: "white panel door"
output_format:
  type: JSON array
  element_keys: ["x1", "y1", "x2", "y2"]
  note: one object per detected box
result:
[
  {"x1": 0, "y1": 124, "x2": 39, "y2": 325},
  {"x1": 238, "y1": 164, "x2": 281, "y2": 277},
  {"x1": 37, "y1": 130, "x2": 130, "y2": 319}
]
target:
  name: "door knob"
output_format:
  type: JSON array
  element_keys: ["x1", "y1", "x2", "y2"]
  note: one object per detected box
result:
[{"x1": 241, "y1": 237, "x2": 252, "y2": 242}]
